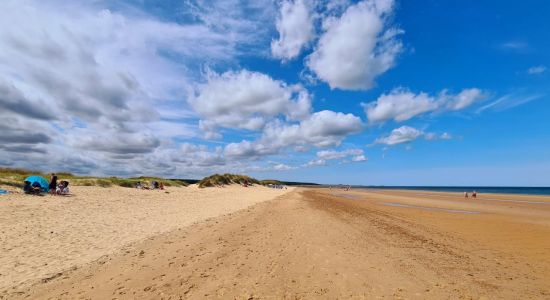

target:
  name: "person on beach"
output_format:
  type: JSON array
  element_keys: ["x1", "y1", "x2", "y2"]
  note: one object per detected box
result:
[
  {"x1": 23, "y1": 181, "x2": 32, "y2": 194},
  {"x1": 464, "y1": 192, "x2": 469, "y2": 198},
  {"x1": 472, "y1": 191, "x2": 477, "y2": 198},
  {"x1": 49, "y1": 173, "x2": 58, "y2": 196}
]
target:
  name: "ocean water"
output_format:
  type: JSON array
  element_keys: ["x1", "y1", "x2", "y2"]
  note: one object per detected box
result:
[{"x1": 355, "y1": 186, "x2": 550, "y2": 196}]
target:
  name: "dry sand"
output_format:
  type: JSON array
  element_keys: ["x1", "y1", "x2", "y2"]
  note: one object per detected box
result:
[
  {"x1": 3, "y1": 187, "x2": 550, "y2": 299},
  {"x1": 0, "y1": 184, "x2": 292, "y2": 295}
]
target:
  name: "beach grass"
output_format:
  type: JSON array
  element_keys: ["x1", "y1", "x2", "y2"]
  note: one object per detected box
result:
[
  {"x1": 198, "y1": 173, "x2": 260, "y2": 188},
  {"x1": 0, "y1": 167, "x2": 287, "y2": 190},
  {"x1": 0, "y1": 167, "x2": 188, "y2": 188},
  {"x1": 259, "y1": 180, "x2": 284, "y2": 186}
]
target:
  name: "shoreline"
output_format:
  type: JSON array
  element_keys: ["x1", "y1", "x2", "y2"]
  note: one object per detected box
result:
[{"x1": 346, "y1": 186, "x2": 550, "y2": 196}]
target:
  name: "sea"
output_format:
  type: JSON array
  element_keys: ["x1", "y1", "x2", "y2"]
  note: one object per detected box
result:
[{"x1": 353, "y1": 186, "x2": 550, "y2": 196}]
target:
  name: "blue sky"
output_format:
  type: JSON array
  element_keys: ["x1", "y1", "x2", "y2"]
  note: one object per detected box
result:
[{"x1": 0, "y1": 0, "x2": 548, "y2": 185}]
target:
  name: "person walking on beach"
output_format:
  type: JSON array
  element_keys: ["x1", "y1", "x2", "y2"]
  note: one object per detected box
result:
[
  {"x1": 49, "y1": 173, "x2": 58, "y2": 196},
  {"x1": 464, "y1": 192, "x2": 469, "y2": 198},
  {"x1": 472, "y1": 191, "x2": 477, "y2": 198}
]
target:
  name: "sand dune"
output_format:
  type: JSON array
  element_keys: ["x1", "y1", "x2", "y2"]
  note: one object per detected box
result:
[{"x1": 0, "y1": 184, "x2": 292, "y2": 294}]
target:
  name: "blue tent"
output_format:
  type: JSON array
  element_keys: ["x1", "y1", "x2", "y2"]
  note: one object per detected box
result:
[{"x1": 24, "y1": 176, "x2": 49, "y2": 193}]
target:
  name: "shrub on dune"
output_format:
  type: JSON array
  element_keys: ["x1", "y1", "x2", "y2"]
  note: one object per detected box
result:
[{"x1": 198, "y1": 173, "x2": 259, "y2": 188}]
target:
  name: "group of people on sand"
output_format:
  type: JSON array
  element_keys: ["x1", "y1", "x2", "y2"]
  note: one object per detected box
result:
[
  {"x1": 464, "y1": 191, "x2": 477, "y2": 198},
  {"x1": 48, "y1": 173, "x2": 69, "y2": 195},
  {"x1": 266, "y1": 184, "x2": 286, "y2": 189},
  {"x1": 23, "y1": 173, "x2": 69, "y2": 196},
  {"x1": 135, "y1": 181, "x2": 164, "y2": 190},
  {"x1": 329, "y1": 185, "x2": 352, "y2": 191}
]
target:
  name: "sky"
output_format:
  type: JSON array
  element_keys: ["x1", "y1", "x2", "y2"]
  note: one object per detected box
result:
[{"x1": 0, "y1": 0, "x2": 548, "y2": 186}]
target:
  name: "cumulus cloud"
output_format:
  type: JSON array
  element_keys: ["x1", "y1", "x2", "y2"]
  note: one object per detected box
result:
[
  {"x1": 271, "y1": 0, "x2": 315, "y2": 60},
  {"x1": 443, "y1": 88, "x2": 485, "y2": 111},
  {"x1": 0, "y1": 0, "x2": 395, "y2": 177},
  {"x1": 307, "y1": 0, "x2": 402, "y2": 90},
  {"x1": 317, "y1": 148, "x2": 363, "y2": 160},
  {"x1": 364, "y1": 88, "x2": 485, "y2": 124},
  {"x1": 528, "y1": 65, "x2": 546, "y2": 75},
  {"x1": 0, "y1": 0, "x2": 284, "y2": 176},
  {"x1": 0, "y1": 80, "x2": 56, "y2": 121},
  {"x1": 314, "y1": 148, "x2": 367, "y2": 164},
  {"x1": 70, "y1": 132, "x2": 161, "y2": 155},
  {"x1": 171, "y1": 143, "x2": 226, "y2": 167},
  {"x1": 225, "y1": 110, "x2": 363, "y2": 159},
  {"x1": 190, "y1": 70, "x2": 311, "y2": 136},
  {"x1": 374, "y1": 126, "x2": 452, "y2": 146},
  {"x1": 352, "y1": 155, "x2": 367, "y2": 162},
  {"x1": 374, "y1": 126, "x2": 423, "y2": 145},
  {"x1": 272, "y1": 163, "x2": 296, "y2": 171},
  {"x1": 303, "y1": 158, "x2": 326, "y2": 167}
]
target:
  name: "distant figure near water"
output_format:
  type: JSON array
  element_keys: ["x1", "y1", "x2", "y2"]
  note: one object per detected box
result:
[
  {"x1": 464, "y1": 192, "x2": 469, "y2": 198},
  {"x1": 472, "y1": 191, "x2": 477, "y2": 198}
]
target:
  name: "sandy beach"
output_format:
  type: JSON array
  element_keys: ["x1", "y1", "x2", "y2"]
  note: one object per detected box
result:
[
  {"x1": 0, "y1": 184, "x2": 292, "y2": 296},
  {"x1": 2, "y1": 187, "x2": 550, "y2": 299}
]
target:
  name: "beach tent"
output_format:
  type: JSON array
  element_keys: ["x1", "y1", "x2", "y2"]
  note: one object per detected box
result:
[{"x1": 24, "y1": 176, "x2": 49, "y2": 193}]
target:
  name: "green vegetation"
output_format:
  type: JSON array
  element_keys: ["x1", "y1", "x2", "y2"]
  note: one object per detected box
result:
[
  {"x1": 198, "y1": 173, "x2": 259, "y2": 188},
  {"x1": 0, "y1": 167, "x2": 188, "y2": 189},
  {"x1": 259, "y1": 180, "x2": 283, "y2": 186},
  {"x1": 0, "y1": 167, "x2": 320, "y2": 190}
]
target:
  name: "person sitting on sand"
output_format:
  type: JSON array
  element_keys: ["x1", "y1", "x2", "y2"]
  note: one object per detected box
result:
[
  {"x1": 49, "y1": 173, "x2": 58, "y2": 196},
  {"x1": 23, "y1": 181, "x2": 32, "y2": 194},
  {"x1": 135, "y1": 181, "x2": 142, "y2": 189},
  {"x1": 31, "y1": 181, "x2": 42, "y2": 194},
  {"x1": 159, "y1": 182, "x2": 165, "y2": 190},
  {"x1": 56, "y1": 181, "x2": 70, "y2": 195}
]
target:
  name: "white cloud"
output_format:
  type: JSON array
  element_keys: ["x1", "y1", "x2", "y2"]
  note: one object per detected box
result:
[
  {"x1": 271, "y1": 0, "x2": 315, "y2": 60},
  {"x1": 262, "y1": 110, "x2": 363, "y2": 148},
  {"x1": 364, "y1": 88, "x2": 485, "y2": 124},
  {"x1": 374, "y1": 126, "x2": 423, "y2": 145},
  {"x1": 307, "y1": 0, "x2": 402, "y2": 90},
  {"x1": 476, "y1": 93, "x2": 543, "y2": 113},
  {"x1": 443, "y1": 88, "x2": 485, "y2": 111},
  {"x1": 352, "y1": 155, "x2": 367, "y2": 162},
  {"x1": 440, "y1": 132, "x2": 452, "y2": 140},
  {"x1": 303, "y1": 158, "x2": 326, "y2": 167},
  {"x1": 0, "y1": 0, "x2": 285, "y2": 176},
  {"x1": 69, "y1": 131, "x2": 161, "y2": 155},
  {"x1": 272, "y1": 163, "x2": 296, "y2": 171},
  {"x1": 363, "y1": 89, "x2": 437, "y2": 124},
  {"x1": 189, "y1": 69, "x2": 311, "y2": 135},
  {"x1": 528, "y1": 65, "x2": 546, "y2": 75},
  {"x1": 500, "y1": 41, "x2": 528, "y2": 50},
  {"x1": 374, "y1": 126, "x2": 453, "y2": 146},
  {"x1": 317, "y1": 148, "x2": 363, "y2": 160},
  {"x1": 225, "y1": 110, "x2": 363, "y2": 159}
]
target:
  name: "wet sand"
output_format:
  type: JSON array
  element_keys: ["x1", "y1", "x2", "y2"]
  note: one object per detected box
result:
[{"x1": 3, "y1": 187, "x2": 550, "y2": 299}]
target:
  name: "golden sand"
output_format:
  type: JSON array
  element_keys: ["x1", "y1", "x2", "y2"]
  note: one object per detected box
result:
[
  {"x1": 3, "y1": 187, "x2": 550, "y2": 299},
  {"x1": 0, "y1": 184, "x2": 292, "y2": 293}
]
